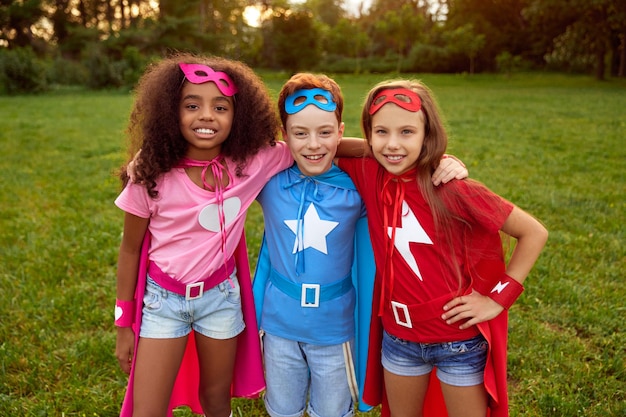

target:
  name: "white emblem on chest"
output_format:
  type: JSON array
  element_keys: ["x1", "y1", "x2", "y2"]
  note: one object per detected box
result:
[
  {"x1": 284, "y1": 203, "x2": 339, "y2": 254},
  {"x1": 198, "y1": 197, "x2": 242, "y2": 232},
  {"x1": 388, "y1": 201, "x2": 433, "y2": 281}
]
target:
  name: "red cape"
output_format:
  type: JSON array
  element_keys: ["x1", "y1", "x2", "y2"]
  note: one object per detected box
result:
[
  {"x1": 362, "y1": 260, "x2": 510, "y2": 417},
  {"x1": 119, "y1": 232, "x2": 265, "y2": 417}
]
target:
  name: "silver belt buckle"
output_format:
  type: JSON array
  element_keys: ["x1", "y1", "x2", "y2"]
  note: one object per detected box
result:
[
  {"x1": 301, "y1": 284, "x2": 320, "y2": 307},
  {"x1": 391, "y1": 301, "x2": 413, "y2": 328},
  {"x1": 186, "y1": 281, "x2": 205, "y2": 300}
]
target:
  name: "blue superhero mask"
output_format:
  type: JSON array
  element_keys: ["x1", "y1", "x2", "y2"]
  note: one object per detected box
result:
[{"x1": 284, "y1": 88, "x2": 337, "y2": 114}]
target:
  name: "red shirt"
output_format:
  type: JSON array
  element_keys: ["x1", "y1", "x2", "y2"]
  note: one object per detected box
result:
[{"x1": 339, "y1": 157, "x2": 514, "y2": 343}]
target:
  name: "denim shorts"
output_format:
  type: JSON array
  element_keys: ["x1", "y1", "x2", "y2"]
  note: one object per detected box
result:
[
  {"x1": 139, "y1": 271, "x2": 245, "y2": 340},
  {"x1": 262, "y1": 333, "x2": 355, "y2": 417},
  {"x1": 381, "y1": 330, "x2": 488, "y2": 387}
]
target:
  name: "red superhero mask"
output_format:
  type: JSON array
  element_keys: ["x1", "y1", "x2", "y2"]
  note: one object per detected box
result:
[{"x1": 369, "y1": 88, "x2": 421, "y2": 115}]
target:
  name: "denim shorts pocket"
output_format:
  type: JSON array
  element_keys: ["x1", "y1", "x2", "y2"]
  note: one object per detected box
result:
[
  {"x1": 444, "y1": 335, "x2": 487, "y2": 354},
  {"x1": 385, "y1": 330, "x2": 410, "y2": 346},
  {"x1": 221, "y1": 276, "x2": 242, "y2": 306},
  {"x1": 143, "y1": 278, "x2": 163, "y2": 311}
]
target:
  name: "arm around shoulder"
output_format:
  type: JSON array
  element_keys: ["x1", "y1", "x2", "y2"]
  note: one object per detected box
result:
[{"x1": 336, "y1": 137, "x2": 370, "y2": 158}]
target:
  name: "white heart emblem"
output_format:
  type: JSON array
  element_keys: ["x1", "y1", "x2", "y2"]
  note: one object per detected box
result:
[
  {"x1": 115, "y1": 305, "x2": 123, "y2": 321},
  {"x1": 198, "y1": 197, "x2": 242, "y2": 232}
]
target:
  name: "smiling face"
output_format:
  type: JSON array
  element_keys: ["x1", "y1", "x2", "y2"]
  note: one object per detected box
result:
[
  {"x1": 283, "y1": 104, "x2": 344, "y2": 177},
  {"x1": 179, "y1": 81, "x2": 235, "y2": 160},
  {"x1": 369, "y1": 103, "x2": 425, "y2": 176}
]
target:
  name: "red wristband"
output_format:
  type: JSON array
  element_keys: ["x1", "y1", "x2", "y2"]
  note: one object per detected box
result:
[
  {"x1": 114, "y1": 299, "x2": 135, "y2": 327},
  {"x1": 487, "y1": 274, "x2": 524, "y2": 310}
]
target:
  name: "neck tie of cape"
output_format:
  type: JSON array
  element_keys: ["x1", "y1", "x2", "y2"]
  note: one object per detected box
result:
[
  {"x1": 177, "y1": 156, "x2": 234, "y2": 286},
  {"x1": 283, "y1": 175, "x2": 321, "y2": 275},
  {"x1": 380, "y1": 170, "x2": 415, "y2": 315}
]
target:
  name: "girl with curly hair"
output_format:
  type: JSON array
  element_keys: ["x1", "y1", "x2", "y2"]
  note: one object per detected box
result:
[{"x1": 113, "y1": 53, "x2": 294, "y2": 417}]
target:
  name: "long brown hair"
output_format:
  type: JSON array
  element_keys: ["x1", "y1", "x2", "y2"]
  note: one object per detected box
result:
[
  {"x1": 361, "y1": 79, "x2": 470, "y2": 293},
  {"x1": 362, "y1": 79, "x2": 454, "y2": 228}
]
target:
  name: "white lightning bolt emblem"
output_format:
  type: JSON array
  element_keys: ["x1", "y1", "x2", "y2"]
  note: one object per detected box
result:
[
  {"x1": 388, "y1": 201, "x2": 433, "y2": 281},
  {"x1": 491, "y1": 281, "x2": 510, "y2": 294}
]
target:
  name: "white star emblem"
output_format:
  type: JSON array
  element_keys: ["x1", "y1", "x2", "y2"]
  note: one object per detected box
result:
[
  {"x1": 388, "y1": 201, "x2": 433, "y2": 281},
  {"x1": 285, "y1": 203, "x2": 339, "y2": 254},
  {"x1": 491, "y1": 281, "x2": 510, "y2": 294}
]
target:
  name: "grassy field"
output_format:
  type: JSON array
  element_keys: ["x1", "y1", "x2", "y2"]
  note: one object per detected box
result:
[{"x1": 0, "y1": 72, "x2": 624, "y2": 416}]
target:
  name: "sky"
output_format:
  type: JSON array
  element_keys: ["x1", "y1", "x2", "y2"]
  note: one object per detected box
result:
[
  {"x1": 244, "y1": 0, "x2": 373, "y2": 27},
  {"x1": 292, "y1": 0, "x2": 373, "y2": 16},
  {"x1": 342, "y1": 0, "x2": 373, "y2": 15}
]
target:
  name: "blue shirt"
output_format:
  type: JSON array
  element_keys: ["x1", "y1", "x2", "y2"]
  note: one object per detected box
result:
[{"x1": 256, "y1": 164, "x2": 366, "y2": 345}]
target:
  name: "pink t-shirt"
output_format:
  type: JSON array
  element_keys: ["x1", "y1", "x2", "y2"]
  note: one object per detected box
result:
[{"x1": 115, "y1": 142, "x2": 293, "y2": 285}]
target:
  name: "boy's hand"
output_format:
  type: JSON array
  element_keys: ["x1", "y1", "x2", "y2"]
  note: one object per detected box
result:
[
  {"x1": 126, "y1": 150, "x2": 141, "y2": 182},
  {"x1": 432, "y1": 154, "x2": 468, "y2": 186},
  {"x1": 441, "y1": 290, "x2": 504, "y2": 330}
]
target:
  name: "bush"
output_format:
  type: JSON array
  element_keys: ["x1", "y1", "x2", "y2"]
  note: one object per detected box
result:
[
  {"x1": 120, "y1": 46, "x2": 149, "y2": 88},
  {"x1": 47, "y1": 55, "x2": 89, "y2": 86},
  {"x1": 81, "y1": 44, "x2": 124, "y2": 89},
  {"x1": 318, "y1": 55, "x2": 364, "y2": 73},
  {"x1": 496, "y1": 52, "x2": 527, "y2": 76},
  {"x1": 0, "y1": 47, "x2": 48, "y2": 95},
  {"x1": 407, "y1": 43, "x2": 453, "y2": 73},
  {"x1": 360, "y1": 55, "x2": 400, "y2": 73}
]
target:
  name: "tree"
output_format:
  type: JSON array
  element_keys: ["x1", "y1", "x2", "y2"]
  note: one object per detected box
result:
[
  {"x1": 444, "y1": 23, "x2": 485, "y2": 74},
  {"x1": 445, "y1": 0, "x2": 533, "y2": 71},
  {"x1": 304, "y1": 0, "x2": 346, "y2": 26},
  {"x1": 265, "y1": 8, "x2": 321, "y2": 73},
  {"x1": 0, "y1": 0, "x2": 46, "y2": 50},
  {"x1": 324, "y1": 17, "x2": 370, "y2": 72},
  {"x1": 524, "y1": 0, "x2": 626, "y2": 79},
  {"x1": 371, "y1": 3, "x2": 425, "y2": 72}
]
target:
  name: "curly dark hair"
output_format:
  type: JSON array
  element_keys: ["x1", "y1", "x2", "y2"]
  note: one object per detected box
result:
[{"x1": 119, "y1": 52, "x2": 280, "y2": 198}]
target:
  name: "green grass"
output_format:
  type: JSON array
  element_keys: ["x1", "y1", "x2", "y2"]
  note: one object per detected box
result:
[{"x1": 1, "y1": 73, "x2": 624, "y2": 416}]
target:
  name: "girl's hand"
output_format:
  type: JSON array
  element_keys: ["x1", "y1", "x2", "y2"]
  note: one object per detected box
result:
[
  {"x1": 115, "y1": 327, "x2": 135, "y2": 374},
  {"x1": 441, "y1": 290, "x2": 504, "y2": 330},
  {"x1": 432, "y1": 154, "x2": 468, "y2": 186}
]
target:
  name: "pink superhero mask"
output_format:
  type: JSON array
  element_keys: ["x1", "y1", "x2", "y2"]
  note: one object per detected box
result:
[
  {"x1": 179, "y1": 63, "x2": 238, "y2": 96},
  {"x1": 368, "y1": 88, "x2": 421, "y2": 115}
]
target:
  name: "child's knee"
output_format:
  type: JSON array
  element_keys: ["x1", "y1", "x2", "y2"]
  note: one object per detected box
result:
[{"x1": 198, "y1": 384, "x2": 231, "y2": 417}]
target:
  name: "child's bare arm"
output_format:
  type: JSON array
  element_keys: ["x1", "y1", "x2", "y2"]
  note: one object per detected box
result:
[
  {"x1": 441, "y1": 207, "x2": 548, "y2": 329},
  {"x1": 336, "y1": 137, "x2": 370, "y2": 157},
  {"x1": 115, "y1": 212, "x2": 149, "y2": 373},
  {"x1": 499, "y1": 206, "x2": 548, "y2": 283}
]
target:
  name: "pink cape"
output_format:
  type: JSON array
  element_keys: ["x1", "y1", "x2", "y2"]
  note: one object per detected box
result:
[
  {"x1": 119, "y1": 232, "x2": 265, "y2": 417},
  {"x1": 362, "y1": 259, "x2": 510, "y2": 417}
]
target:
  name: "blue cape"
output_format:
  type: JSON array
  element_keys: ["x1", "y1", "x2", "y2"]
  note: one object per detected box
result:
[{"x1": 253, "y1": 165, "x2": 375, "y2": 412}]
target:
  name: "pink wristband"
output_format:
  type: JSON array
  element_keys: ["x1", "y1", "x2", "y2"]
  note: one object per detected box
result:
[
  {"x1": 114, "y1": 299, "x2": 135, "y2": 327},
  {"x1": 487, "y1": 274, "x2": 524, "y2": 310}
]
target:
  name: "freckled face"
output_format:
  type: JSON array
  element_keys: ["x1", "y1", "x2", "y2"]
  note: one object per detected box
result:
[
  {"x1": 283, "y1": 105, "x2": 344, "y2": 176},
  {"x1": 369, "y1": 104, "x2": 425, "y2": 176},
  {"x1": 179, "y1": 81, "x2": 235, "y2": 160}
]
